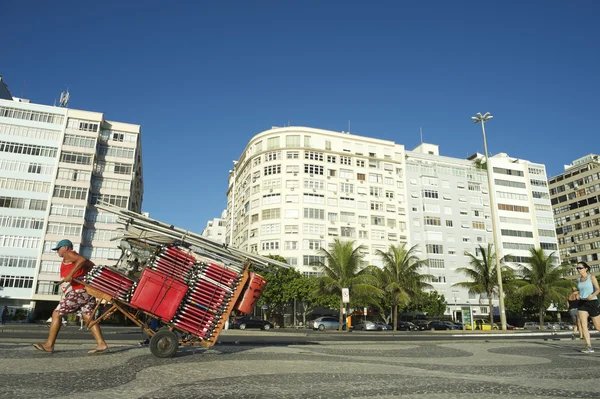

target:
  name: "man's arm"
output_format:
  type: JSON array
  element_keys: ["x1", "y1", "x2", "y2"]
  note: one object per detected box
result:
[{"x1": 61, "y1": 252, "x2": 94, "y2": 283}]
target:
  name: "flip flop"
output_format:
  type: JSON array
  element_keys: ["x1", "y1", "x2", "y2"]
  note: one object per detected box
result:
[
  {"x1": 33, "y1": 343, "x2": 53, "y2": 353},
  {"x1": 87, "y1": 348, "x2": 108, "y2": 355}
]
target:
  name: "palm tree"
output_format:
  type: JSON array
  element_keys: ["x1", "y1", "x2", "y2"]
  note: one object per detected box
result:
[
  {"x1": 518, "y1": 248, "x2": 572, "y2": 330},
  {"x1": 374, "y1": 244, "x2": 432, "y2": 331},
  {"x1": 453, "y1": 244, "x2": 512, "y2": 327},
  {"x1": 315, "y1": 239, "x2": 382, "y2": 331}
]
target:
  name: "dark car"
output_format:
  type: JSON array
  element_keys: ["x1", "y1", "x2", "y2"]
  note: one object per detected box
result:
[
  {"x1": 443, "y1": 321, "x2": 461, "y2": 330},
  {"x1": 233, "y1": 316, "x2": 274, "y2": 330},
  {"x1": 413, "y1": 320, "x2": 430, "y2": 330},
  {"x1": 397, "y1": 321, "x2": 418, "y2": 331},
  {"x1": 425, "y1": 320, "x2": 454, "y2": 331}
]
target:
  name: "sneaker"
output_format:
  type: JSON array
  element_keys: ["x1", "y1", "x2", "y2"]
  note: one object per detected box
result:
[
  {"x1": 580, "y1": 346, "x2": 594, "y2": 353},
  {"x1": 571, "y1": 334, "x2": 576, "y2": 340}
]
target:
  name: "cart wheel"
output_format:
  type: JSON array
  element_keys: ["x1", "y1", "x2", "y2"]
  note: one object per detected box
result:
[{"x1": 149, "y1": 328, "x2": 179, "y2": 358}]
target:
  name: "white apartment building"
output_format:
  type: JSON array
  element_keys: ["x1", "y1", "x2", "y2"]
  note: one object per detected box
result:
[
  {"x1": 0, "y1": 80, "x2": 143, "y2": 317},
  {"x1": 406, "y1": 145, "x2": 558, "y2": 319},
  {"x1": 226, "y1": 126, "x2": 410, "y2": 276},
  {"x1": 405, "y1": 143, "x2": 494, "y2": 319},
  {"x1": 201, "y1": 210, "x2": 227, "y2": 244}
]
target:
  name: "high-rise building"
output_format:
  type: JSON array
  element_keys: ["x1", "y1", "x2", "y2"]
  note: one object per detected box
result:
[
  {"x1": 226, "y1": 126, "x2": 410, "y2": 276},
  {"x1": 405, "y1": 143, "x2": 493, "y2": 318},
  {"x1": 407, "y1": 146, "x2": 558, "y2": 318},
  {"x1": 0, "y1": 80, "x2": 143, "y2": 317},
  {"x1": 549, "y1": 154, "x2": 600, "y2": 275},
  {"x1": 201, "y1": 210, "x2": 227, "y2": 244}
]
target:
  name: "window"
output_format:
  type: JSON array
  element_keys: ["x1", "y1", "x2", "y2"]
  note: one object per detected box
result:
[
  {"x1": 340, "y1": 156, "x2": 351, "y2": 165},
  {"x1": 303, "y1": 193, "x2": 325, "y2": 204},
  {"x1": 472, "y1": 221, "x2": 485, "y2": 230},
  {"x1": 303, "y1": 239, "x2": 324, "y2": 250},
  {"x1": 67, "y1": 118, "x2": 99, "y2": 132},
  {"x1": 327, "y1": 155, "x2": 336, "y2": 163},
  {"x1": 264, "y1": 165, "x2": 281, "y2": 175},
  {"x1": 286, "y1": 151, "x2": 299, "y2": 159},
  {"x1": 285, "y1": 225, "x2": 299, "y2": 234},
  {"x1": 304, "y1": 164, "x2": 324, "y2": 175},
  {"x1": 424, "y1": 216, "x2": 441, "y2": 226},
  {"x1": 53, "y1": 186, "x2": 87, "y2": 200},
  {"x1": 97, "y1": 145, "x2": 135, "y2": 159},
  {"x1": 0, "y1": 255, "x2": 36, "y2": 269},
  {"x1": 267, "y1": 137, "x2": 280, "y2": 149},
  {"x1": 0, "y1": 275, "x2": 34, "y2": 289},
  {"x1": 89, "y1": 193, "x2": 128, "y2": 207},
  {"x1": 286, "y1": 135, "x2": 300, "y2": 147},
  {"x1": 340, "y1": 212, "x2": 356, "y2": 223},
  {"x1": 0, "y1": 215, "x2": 44, "y2": 230},
  {"x1": 261, "y1": 223, "x2": 280, "y2": 235},
  {"x1": 369, "y1": 173, "x2": 383, "y2": 183},
  {"x1": 428, "y1": 259, "x2": 445, "y2": 269},
  {"x1": 304, "y1": 208, "x2": 325, "y2": 220},
  {"x1": 356, "y1": 159, "x2": 365, "y2": 167},
  {"x1": 370, "y1": 201, "x2": 383, "y2": 211},
  {"x1": 340, "y1": 169, "x2": 353, "y2": 179},
  {"x1": 0, "y1": 106, "x2": 64, "y2": 125},
  {"x1": 0, "y1": 122, "x2": 61, "y2": 141},
  {"x1": 426, "y1": 244, "x2": 443, "y2": 254},
  {"x1": 63, "y1": 134, "x2": 96, "y2": 148},
  {"x1": 264, "y1": 151, "x2": 282, "y2": 162},
  {"x1": 305, "y1": 151, "x2": 324, "y2": 161},
  {"x1": 0, "y1": 177, "x2": 51, "y2": 193},
  {"x1": 303, "y1": 255, "x2": 324, "y2": 266},
  {"x1": 262, "y1": 193, "x2": 281, "y2": 205},
  {"x1": 370, "y1": 187, "x2": 383, "y2": 197},
  {"x1": 284, "y1": 209, "x2": 299, "y2": 219},
  {"x1": 498, "y1": 203, "x2": 529, "y2": 212},
  {"x1": 446, "y1": 220, "x2": 453, "y2": 227},
  {"x1": 285, "y1": 241, "x2": 298, "y2": 250},
  {"x1": 91, "y1": 178, "x2": 130, "y2": 191},
  {"x1": 423, "y1": 189, "x2": 439, "y2": 199},
  {"x1": 0, "y1": 196, "x2": 47, "y2": 211},
  {"x1": 303, "y1": 224, "x2": 325, "y2": 234},
  {"x1": 493, "y1": 167, "x2": 524, "y2": 177},
  {"x1": 0, "y1": 159, "x2": 54, "y2": 176},
  {"x1": 340, "y1": 183, "x2": 354, "y2": 193},
  {"x1": 261, "y1": 240, "x2": 279, "y2": 250},
  {"x1": 46, "y1": 222, "x2": 82, "y2": 236},
  {"x1": 0, "y1": 235, "x2": 42, "y2": 249},
  {"x1": 494, "y1": 179, "x2": 526, "y2": 189},
  {"x1": 371, "y1": 215, "x2": 384, "y2": 226},
  {"x1": 60, "y1": 151, "x2": 92, "y2": 165},
  {"x1": 501, "y1": 229, "x2": 534, "y2": 238},
  {"x1": 262, "y1": 208, "x2": 281, "y2": 220}
]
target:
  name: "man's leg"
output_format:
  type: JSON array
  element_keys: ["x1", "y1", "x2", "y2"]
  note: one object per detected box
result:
[
  {"x1": 36, "y1": 309, "x2": 63, "y2": 352},
  {"x1": 81, "y1": 313, "x2": 108, "y2": 352},
  {"x1": 79, "y1": 293, "x2": 107, "y2": 353}
]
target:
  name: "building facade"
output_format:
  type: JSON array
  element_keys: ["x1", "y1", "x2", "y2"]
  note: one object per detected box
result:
[
  {"x1": 406, "y1": 146, "x2": 558, "y2": 319},
  {"x1": 0, "y1": 85, "x2": 143, "y2": 317},
  {"x1": 405, "y1": 143, "x2": 494, "y2": 319},
  {"x1": 226, "y1": 126, "x2": 410, "y2": 276},
  {"x1": 201, "y1": 210, "x2": 227, "y2": 244},
  {"x1": 549, "y1": 154, "x2": 600, "y2": 275}
]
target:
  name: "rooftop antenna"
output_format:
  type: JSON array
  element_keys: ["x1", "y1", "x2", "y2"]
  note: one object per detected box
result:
[
  {"x1": 348, "y1": 120, "x2": 351, "y2": 133},
  {"x1": 420, "y1": 127, "x2": 423, "y2": 144},
  {"x1": 58, "y1": 88, "x2": 70, "y2": 108}
]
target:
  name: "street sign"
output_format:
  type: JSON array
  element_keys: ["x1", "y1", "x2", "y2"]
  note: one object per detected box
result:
[
  {"x1": 461, "y1": 306, "x2": 472, "y2": 329},
  {"x1": 342, "y1": 288, "x2": 350, "y2": 303},
  {"x1": 261, "y1": 305, "x2": 268, "y2": 310}
]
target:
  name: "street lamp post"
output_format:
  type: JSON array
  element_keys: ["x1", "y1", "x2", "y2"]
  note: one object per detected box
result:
[
  {"x1": 228, "y1": 160, "x2": 238, "y2": 247},
  {"x1": 471, "y1": 112, "x2": 507, "y2": 331}
]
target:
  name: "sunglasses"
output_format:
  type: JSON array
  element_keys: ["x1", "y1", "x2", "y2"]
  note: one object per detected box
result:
[{"x1": 576, "y1": 267, "x2": 585, "y2": 270}]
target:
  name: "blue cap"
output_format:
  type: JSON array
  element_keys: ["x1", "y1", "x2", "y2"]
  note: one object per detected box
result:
[{"x1": 52, "y1": 239, "x2": 74, "y2": 251}]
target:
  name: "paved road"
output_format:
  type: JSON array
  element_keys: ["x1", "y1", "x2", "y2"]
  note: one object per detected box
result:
[
  {"x1": 2, "y1": 323, "x2": 596, "y2": 345},
  {"x1": 1, "y1": 337, "x2": 600, "y2": 398}
]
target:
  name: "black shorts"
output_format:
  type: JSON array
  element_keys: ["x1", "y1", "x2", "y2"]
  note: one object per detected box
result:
[{"x1": 578, "y1": 299, "x2": 600, "y2": 317}]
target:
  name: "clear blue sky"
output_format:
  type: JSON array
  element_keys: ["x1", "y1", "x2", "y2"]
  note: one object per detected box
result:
[{"x1": 2, "y1": 1, "x2": 598, "y2": 231}]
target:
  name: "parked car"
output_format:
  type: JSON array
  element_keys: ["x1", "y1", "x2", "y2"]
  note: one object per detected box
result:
[
  {"x1": 413, "y1": 320, "x2": 430, "y2": 330},
  {"x1": 454, "y1": 322, "x2": 465, "y2": 330},
  {"x1": 397, "y1": 321, "x2": 419, "y2": 331},
  {"x1": 425, "y1": 320, "x2": 454, "y2": 331},
  {"x1": 443, "y1": 321, "x2": 462, "y2": 330},
  {"x1": 233, "y1": 316, "x2": 274, "y2": 330},
  {"x1": 375, "y1": 322, "x2": 393, "y2": 331},
  {"x1": 353, "y1": 321, "x2": 380, "y2": 331},
  {"x1": 312, "y1": 316, "x2": 346, "y2": 331},
  {"x1": 465, "y1": 319, "x2": 499, "y2": 330},
  {"x1": 523, "y1": 322, "x2": 540, "y2": 330}
]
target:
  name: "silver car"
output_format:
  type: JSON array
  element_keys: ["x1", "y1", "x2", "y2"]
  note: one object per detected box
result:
[{"x1": 312, "y1": 316, "x2": 346, "y2": 331}]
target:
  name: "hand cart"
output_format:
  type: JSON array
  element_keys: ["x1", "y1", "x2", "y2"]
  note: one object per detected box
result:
[{"x1": 78, "y1": 203, "x2": 287, "y2": 358}]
